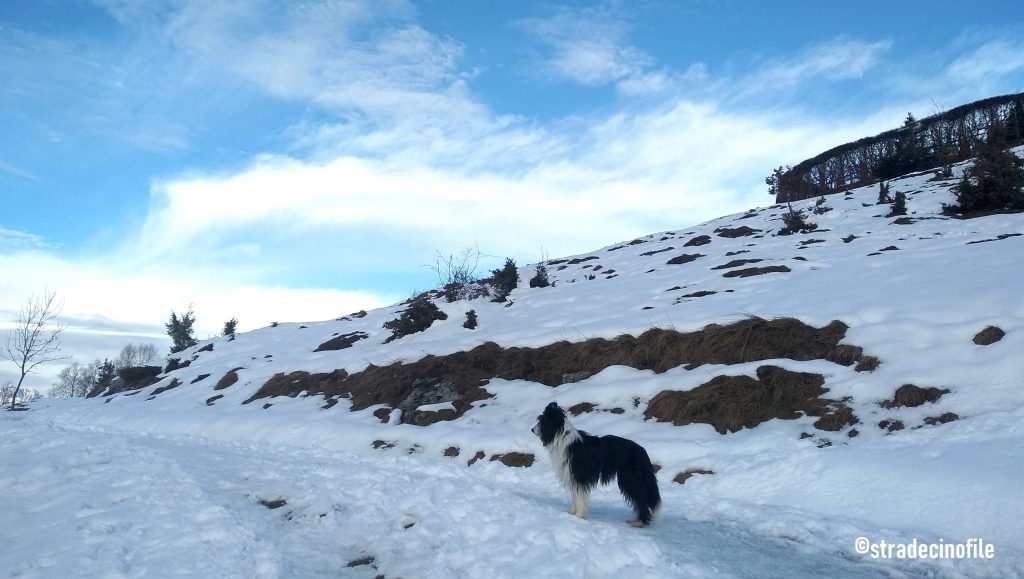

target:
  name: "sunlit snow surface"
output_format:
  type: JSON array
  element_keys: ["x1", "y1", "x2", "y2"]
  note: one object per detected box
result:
[{"x1": 3, "y1": 158, "x2": 1023, "y2": 578}]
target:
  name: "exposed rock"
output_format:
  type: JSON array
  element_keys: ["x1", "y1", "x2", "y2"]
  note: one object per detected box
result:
[{"x1": 973, "y1": 326, "x2": 1006, "y2": 345}]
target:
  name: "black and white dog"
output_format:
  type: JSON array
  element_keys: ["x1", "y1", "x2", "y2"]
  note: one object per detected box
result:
[{"x1": 532, "y1": 402, "x2": 661, "y2": 527}]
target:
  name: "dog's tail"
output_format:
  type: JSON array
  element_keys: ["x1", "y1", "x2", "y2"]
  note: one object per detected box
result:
[{"x1": 619, "y1": 459, "x2": 662, "y2": 526}]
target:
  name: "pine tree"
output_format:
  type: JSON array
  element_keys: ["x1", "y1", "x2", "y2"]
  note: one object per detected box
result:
[
  {"x1": 222, "y1": 317, "x2": 238, "y2": 339},
  {"x1": 166, "y1": 305, "x2": 198, "y2": 354},
  {"x1": 888, "y1": 190, "x2": 907, "y2": 217},
  {"x1": 489, "y1": 258, "x2": 519, "y2": 302},
  {"x1": 947, "y1": 118, "x2": 1024, "y2": 215}
]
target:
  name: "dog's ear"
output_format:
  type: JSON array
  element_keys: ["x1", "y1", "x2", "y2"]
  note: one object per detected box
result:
[{"x1": 546, "y1": 401, "x2": 560, "y2": 410}]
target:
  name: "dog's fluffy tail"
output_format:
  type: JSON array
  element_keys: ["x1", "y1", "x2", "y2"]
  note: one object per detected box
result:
[{"x1": 619, "y1": 460, "x2": 662, "y2": 526}]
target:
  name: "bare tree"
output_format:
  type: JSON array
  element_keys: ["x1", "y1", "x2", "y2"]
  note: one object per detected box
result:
[
  {"x1": 50, "y1": 361, "x2": 95, "y2": 398},
  {"x1": 1, "y1": 290, "x2": 69, "y2": 409},
  {"x1": 114, "y1": 343, "x2": 158, "y2": 370}
]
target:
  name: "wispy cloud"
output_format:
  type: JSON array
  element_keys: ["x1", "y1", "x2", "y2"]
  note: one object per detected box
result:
[
  {"x1": 0, "y1": 159, "x2": 42, "y2": 183},
  {"x1": 748, "y1": 37, "x2": 893, "y2": 91},
  {"x1": 516, "y1": 3, "x2": 657, "y2": 90}
]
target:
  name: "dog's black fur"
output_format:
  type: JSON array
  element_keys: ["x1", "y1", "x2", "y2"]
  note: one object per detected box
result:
[{"x1": 532, "y1": 402, "x2": 661, "y2": 526}]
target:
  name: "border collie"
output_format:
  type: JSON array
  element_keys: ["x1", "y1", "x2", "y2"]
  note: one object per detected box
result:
[{"x1": 532, "y1": 402, "x2": 661, "y2": 527}]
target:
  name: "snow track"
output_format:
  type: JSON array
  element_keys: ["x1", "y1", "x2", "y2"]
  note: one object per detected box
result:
[{"x1": 5, "y1": 411, "x2": 1008, "y2": 578}]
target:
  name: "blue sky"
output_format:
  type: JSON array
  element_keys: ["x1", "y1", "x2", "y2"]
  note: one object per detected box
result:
[{"x1": 2, "y1": 0, "x2": 1023, "y2": 381}]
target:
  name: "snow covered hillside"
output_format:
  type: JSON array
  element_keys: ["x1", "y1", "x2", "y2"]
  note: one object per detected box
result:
[{"x1": 3, "y1": 158, "x2": 1023, "y2": 578}]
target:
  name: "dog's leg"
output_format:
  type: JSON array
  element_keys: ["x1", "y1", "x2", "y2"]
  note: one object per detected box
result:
[{"x1": 570, "y1": 487, "x2": 589, "y2": 519}]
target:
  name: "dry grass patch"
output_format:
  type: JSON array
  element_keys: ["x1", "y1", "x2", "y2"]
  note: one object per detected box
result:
[
  {"x1": 242, "y1": 317, "x2": 873, "y2": 427},
  {"x1": 879, "y1": 384, "x2": 949, "y2": 409},
  {"x1": 645, "y1": 366, "x2": 857, "y2": 434}
]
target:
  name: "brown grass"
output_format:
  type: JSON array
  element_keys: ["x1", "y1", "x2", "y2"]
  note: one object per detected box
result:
[
  {"x1": 242, "y1": 317, "x2": 872, "y2": 428},
  {"x1": 879, "y1": 384, "x2": 949, "y2": 409},
  {"x1": 490, "y1": 452, "x2": 535, "y2": 468},
  {"x1": 645, "y1": 365, "x2": 857, "y2": 434},
  {"x1": 673, "y1": 468, "x2": 714, "y2": 485},
  {"x1": 214, "y1": 368, "x2": 243, "y2": 390}
]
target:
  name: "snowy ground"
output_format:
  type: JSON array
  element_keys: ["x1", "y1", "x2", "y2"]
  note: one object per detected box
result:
[
  {"x1": 3, "y1": 159, "x2": 1024, "y2": 578},
  {"x1": 5, "y1": 403, "x2": 1018, "y2": 579}
]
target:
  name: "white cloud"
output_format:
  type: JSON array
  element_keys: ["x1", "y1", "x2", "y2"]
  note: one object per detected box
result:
[
  {"x1": 749, "y1": 37, "x2": 893, "y2": 90},
  {"x1": 517, "y1": 4, "x2": 655, "y2": 88}
]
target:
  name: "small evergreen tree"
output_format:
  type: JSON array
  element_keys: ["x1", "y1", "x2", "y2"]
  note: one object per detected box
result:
[
  {"x1": 946, "y1": 118, "x2": 1024, "y2": 215},
  {"x1": 93, "y1": 359, "x2": 116, "y2": 395},
  {"x1": 778, "y1": 204, "x2": 818, "y2": 235},
  {"x1": 463, "y1": 309, "x2": 478, "y2": 330},
  {"x1": 489, "y1": 258, "x2": 519, "y2": 302},
  {"x1": 222, "y1": 317, "x2": 238, "y2": 339},
  {"x1": 877, "y1": 181, "x2": 892, "y2": 205},
  {"x1": 166, "y1": 305, "x2": 198, "y2": 354},
  {"x1": 888, "y1": 190, "x2": 907, "y2": 217},
  {"x1": 529, "y1": 264, "x2": 551, "y2": 288}
]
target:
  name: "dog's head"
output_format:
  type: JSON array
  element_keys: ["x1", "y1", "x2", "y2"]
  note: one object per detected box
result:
[{"x1": 532, "y1": 402, "x2": 568, "y2": 446}]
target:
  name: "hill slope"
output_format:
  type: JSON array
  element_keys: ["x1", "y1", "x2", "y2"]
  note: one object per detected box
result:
[{"x1": 4, "y1": 156, "x2": 1023, "y2": 578}]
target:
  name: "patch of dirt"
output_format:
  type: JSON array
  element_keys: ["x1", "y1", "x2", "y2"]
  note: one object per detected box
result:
[
  {"x1": 667, "y1": 253, "x2": 704, "y2": 265},
  {"x1": 722, "y1": 265, "x2": 792, "y2": 278},
  {"x1": 259, "y1": 498, "x2": 287, "y2": 509},
  {"x1": 443, "y1": 446, "x2": 460, "y2": 457},
  {"x1": 467, "y1": 451, "x2": 486, "y2": 466},
  {"x1": 645, "y1": 365, "x2": 858, "y2": 434},
  {"x1": 973, "y1": 326, "x2": 1006, "y2": 345},
  {"x1": 567, "y1": 256, "x2": 599, "y2": 264},
  {"x1": 190, "y1": 373, "x2": 211, "y2": 384},
  {"x1": 489, "y1": 452, "x2": 535, "y2": 468},
  {"x1": 672, "y1": 468, "x2": 714, "y2": 485},
  {"x1": 214, "y1": 369, "x2": 243, "y2": 391},
  {"x1": 568, "y1": 402, "x2": 597, "y2": 416},
  {"x1": 372, "y1": 440, "x2": 396, "y2": 450},
  {"x1": 314, "y1": 331, "x2": 369, "y2": 352},
  {"x1": 373, "y1": 408, "x2": 392, "y2": 423},
  {"x1": 639, "y1": 247, "x2": 674, "y2": 256},
  {"x1": 198, "y1": 343, "x2": 214, "y2": 353},
  {"x1": 205, "y1": 395, "x2": 223, "y2": 406},
  {"x1": 879, "y1": 384, "x2": 949, "y2": 409},
  {"x1": 347, "y1": 556, "x2": 375, "y2": 568},
  {"x1": 854, "y1": 356, "x2": 881, "y2": 372},
  {"x1": 966, "y1": 233, "x2": 1023, "y2": 245},
  {"x1": 678, "y1": 291, "x2": 717, "y2": 299},
  {"x1": 149, "y1": 378, "x2": 182, "y2": 397},
  {"x1": 715, "y1": 226, "x2": 761, "y2": 238},
  {"x1": 242, "y1": 317, "x2": 872, "y2": 426},
  {"x1": 923, "y1": 413, "x2": 959, "y2": 426},
  {"x1": 684, "y1": 235, "x2": 712, "y2": 247},
  {"x1": 878, "y1": 419, "x2": 905, "y2": 432},
  {"x1": 711, "y1": 259, "x2": 764, "y2": 270}
]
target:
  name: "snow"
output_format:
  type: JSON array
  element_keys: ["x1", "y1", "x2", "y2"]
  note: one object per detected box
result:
[{"x1": 3, "y1": 158, "x2": 1024, "y2": 578}]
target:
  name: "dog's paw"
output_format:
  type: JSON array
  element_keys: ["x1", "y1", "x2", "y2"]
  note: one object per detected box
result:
[{"x1": 627, "y1": 519, "x2": 647, "y2": 528}]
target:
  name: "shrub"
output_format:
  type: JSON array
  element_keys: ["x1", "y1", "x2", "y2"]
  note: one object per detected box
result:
[
  {"x1": 383, "y1": 296, "x2": 448, "y2": 343},
  {"x1": 876, "y1": 181, "x2": 892, "y2": 205},
  {"x1": 529, "y1": 264, "x2": 550, "y2": 288},
  {"x1": 463, "y1": 310, "x2": 478, "y2": 330},
  {"x1": 812, "y1": 196, "x2": 832, "y2": 214},
  {"x1": 888, "y1": 190, "x2": 907, "y2": 217},
  {"x1": 428, "y1": 247, "x2": 487, "y2": 303},
  {"x1": 488, "y1": 258, "x2": 519, "y2": 302},
  {"x1": 778, "y1": 205, "x2": 818, "y2": 235}
]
